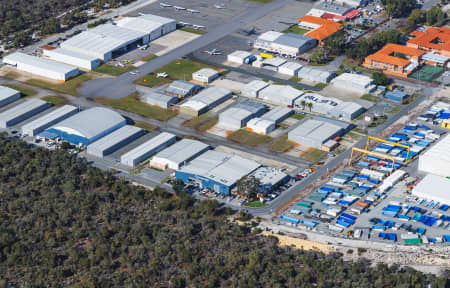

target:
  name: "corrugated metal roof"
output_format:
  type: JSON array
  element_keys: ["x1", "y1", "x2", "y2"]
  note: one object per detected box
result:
[
  {"x1": 87, "y1": 125, "x2": 143, "y2": 155},
  {"x1": 259, "y1": 85, "x2": 303, "y2": 106},
  {"x1": 145, "y1": 91, "x2": 178, "y2": 105},
  {"x1": 279, "y1": 61, "x2": 303, "y2": 71},
  {"x1": 261, "y1": 106, "x2": 293, "y2": 123},
  {"x1": 289, "y1": 119, "x2": 343, "y2": 145},
  {"x1": 116, "y1": 17, "x2": 162, "y2": 33},
  {"x1": 218, "y1": 100, "x2": 266, "y2": 128},
  {"x1": 152, "y1": 139, "x2": 209, "y2": 165},
  {"x1": 258, "y1": 31, "x2": 283, "y2": 42},
  {"x1": 181, "y1": 86, "x2": 231, "y2": 111},
  {"x1": 178, "y1": 150, "x2": 261, "y2": 186},
  {"x1": 50, "y1": 107, "x2": 125, "y2": 140},
  {"x1": 165, "y1": 80, "x2": 200, "y2": 96},
  {"x1": 274, "y1": 33, "x2": 316, "y2": 48},
  {"x1": 228, "y1": 50, "x2": 252, "y2": 59},
  {"x1": 139, "y1": 14, "x2": 176, "y2": 25},
  {"x1": 0, "y1": 86, "x2": 20, "y2": 101},
  {"x1": 262, "y1": 57, "x2": 287, "y2": 67},
  {"x1": 297, "y1": 66, "x2": 335, "y2": 82},
  {"x1": 0, "y1": 99, "x2": 49, "y2": 124},
  {"x1": 315, "y1": 1, "x2": 352, "y2": 15},
  {"x1": 247, "y1": 117, "x2": 275, "y2": 129},
  {"x1": 21, "y1": 105, "x2": 78, "y2": 135},
  {"x1": 44, "y1": 48, "x2": 100, "y2": 61},
  {"x1": 193, "y1": 68, "x2": 219, "y2": 78},
  {"x1": 121, "y1": 132, "x2": 176, "y2": 162},
  {"x1": 3, "y1": 52, "x2": 78, "y2": 74},
  {"x1": 240, "y1": 80, "x2": 270, "y2": 95},
  {"x1": 412, "y1": 174, "x2": 450, "y2": 205},
  {"x1": 422, "y1": 52, "x2": 449, "y2": 63}
]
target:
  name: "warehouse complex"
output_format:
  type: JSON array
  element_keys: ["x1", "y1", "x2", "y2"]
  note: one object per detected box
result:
[
  {"x1": 121, "y1": 132, "x2": 176, "y2": 167},
  {"x1": 288, "y1": 119, "x2": 349, "y2": 149},
  {"x1": 45, "y1": 107, "x2": 126, "y2": 146},
  {"x1": 144, "y1": 91, "x2": 179, "y2": 108},
  {"x1": 418, "y1": 134, "x2": 450, "y2": 178},
  {"x1": 227, "y1": 50, "x2": 256, "y2": 64},
  {"x1": 258, "y1": 84, "x2": 303, "y2": 106},
  {"x1": 0, "y1": 99, "x2": 51, "y2": 128},
  {"x1": 192, "y1": 68, "x2": 219, "y2": 84},
  {"x1": 412, "y1": 174, "x2": 450, "y2": 205},
  {"x1": 86, "y1": 125, "x2": 144, "y2": 158},
  {"x1": 296, "y1": 66, "x2": 336, "y2": 83},
  {"x1": 3, "y1": 52, "x2": 79, "y2": 81},
  {"x1": 240, "y1": 80, "x2": 270, "y2": 98},
  {"x1": 22, "y1": 105, "x2": 78, "y2": 136},
  {"x1": 175, "y1": 150, "x2": 261, "y2": 195},
  {"x1": 331, "y1": 73, "x2": 376, "y2": 94},
  {"x1": 180, "y1": 87, "x2": 232, "y2": 116},
  {"x1": 116, "y1": 14, "x2": 176, "y2": 39},
  {"x1": 150, "y1": 139, "x2": 210, "y2": 170},
  {"x1": 165, "y1": 80, "x2": 202, "y2": 98},
  {"x1": 217, "y1": 100, "x2": 266, "y2": 131},
  {"x1": 43, "y1": 48, "x2": 101, "y2": 70},
  {"x1": 254, "y1": 31, "x2": 317, "y2": 56},
  {"x1": 261, "y1": 106, "x2": 293, "y2": 124},
  {"x1": 246, "y1": 118, "x2": 276, "y2": 135},
  {"x1": 0, "y1": 86, "x2": 20, "y2": 108}
]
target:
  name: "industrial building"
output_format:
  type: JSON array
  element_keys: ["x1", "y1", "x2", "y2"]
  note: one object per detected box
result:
[
  {"x1": 175, "y1": 150, "x2": 261, "y2": 195},
  {"x1": 21, "y1": 105, "x2": 78, "y2": 136},
  {"x1": 86, "y1": 125, "x2": 144, "y2": 158},
  {"x1": 43, "y1": 48, "x2": 101, "y2": 70},
  {"x1": 418, "y1": 134, "x2": 450, "y2": 178},
  {"x1": 330, "y1": 73, "x2": 376, "y2": 94},
  {"x1": 278, "y1": 62, "x2": 303, "y2": 76},
  {"x1": 422, "y1": 52, "x2": 450, "y2": 67},
  {"x1": 45, "y1": 107, "x2": 126, "y2": 146},
  {"x1": 296, "y1": 66, "x2": 336, "y2": 83},
  {"x1": 384, "y1": 90, "x2": 410, "y2": 103},
  {"x1": 288, "y1": 119, "x2": 348, "y2": 149},
  {"x1": 116, "y1": 14, "x2": 176, "y2": 40},
  {"x1": 0, "y1": 99, "x2": 51, "y2": 128},
  {"x1": 251, "y1": 166, "x2": 289, "y2": 195},
  {"x1": 165, "y1": 80, "x2": 202, "y2": 98},
  {"x1": 192, "y1": 68, "x2": 219, "y2": 84},
  {"x1": 252, "y1": 57, "x2": 287, "y2": 71},
  {"x1": 412, "y1": 174, "x2": 450, "y2": 205},
  {"x1": 144, "y1": 91, "x2": 179, "y2": 108},
  {"x1": 332, "y1": 0, "x2": 368, "y2": 8},
  {"x1": 61, "y1": 24, "x2": 149, "y2": 62},
  {"x1": 2, "y1": 52, "x2": 79, "y2": 81},
  {"x1": 179, "y1": 87, "x2": 232, "y2": 116},
  {"x1": 258, "y1": 84, "x2": 303, "y2": 106},
  {"x1": 261, "y1": 106, "x2": 293, "y2": 124},
  {"x1": 308, "y1": 1, "x2": 360, "y2": 20},
  {"x1": 254, "y1": 31, "x2": 317, "y2": 57},
  {"x1": 407, "y1": 27, "x2": 450, "y2": 57},
  {"x1": 0, "y1": 86, "x2": 20, "y2": 108},
  {"x1": 150, "y1": 139, "x2": 210, "y2": 170},
  {"x1": 121, "y1": 132, "x2": 177, "y2": 167},
  {"x1": 330, "y1": 102, "x2": 365, "y2": 120},
  {"x1": 227, "y1": 50, "x2": 255, "y2": 64},
  {"x1": 240, "y1": 80, "x2": 270, "y2": 98},
  {"x1": 363, "y1": 44, "x2": 424, "y2": 78},
  {"x1": 217, "y1": 100, "x2": 266, "y2": 131},
  {"x1": 246, "y1": 118, "x2": 276, "y2": 135},
  {"x1": 298, "y1": 16, "x2": 343, "y2": 45}
]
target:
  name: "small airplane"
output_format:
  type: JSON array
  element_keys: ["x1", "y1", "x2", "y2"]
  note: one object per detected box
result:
[
  {"x1": 173, "y1": 6, "x2": 186, "y2": 10},
  {"x1": 156, "y1": 72, "x2": 168, "y2": 78},
  {"x1": 203, "y1": 49, "x2": 221, "y2": 55},
  {"x1": 140, "y1": 44, "x2": 149, "y2": 50},
  {"x1": 193, "y1": 24, "x2": 205, "y2": 30},
  {"x1": 214, "y1": 4, "x2": 225, "y2": 9},
  {"x1": 178, "y1": 21, "x2": 190, "y2": 26},
  {"x1": 129, "y1": 72, "x2": 137, "y2": 75},
  {"x1": 187, "y1": 9, "x2": 200, "y2": 13},
  {"x1": 123, "y1": 59, "x2": 133, "y2": 64},
  {"x1": 160, "y1": 3, "x2": 172, "y2": 7},
  {"x1": 242, "y1": 27, "x2": 256, "y2": 35}
]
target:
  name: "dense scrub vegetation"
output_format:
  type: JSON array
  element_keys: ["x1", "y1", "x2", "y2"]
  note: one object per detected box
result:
[
  {"x1": 0, "y1": 134, "x2": 448, "y2": 287},
  {"x1": 346, "y1": 30, "x2": 403, "y2": 62}
]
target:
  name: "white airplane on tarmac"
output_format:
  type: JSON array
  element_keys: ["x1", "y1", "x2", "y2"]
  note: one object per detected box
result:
[
  {"x1": 174, "y1": 6, "x2": 186, "y2": 10},
  {"x1": 193, "y1": 24, "x2": 205, "y2": 30},
  {"x1": 156, "y1": 72, "x2": 168, "y2": 78},
  {"x1": 160, "y1": 3, "x2": 172, "y2": 7},
  {"x1": 187, "y1": 9, "x2": 200, "y2": 13},
  {"x1": 214, "y1": 4, "x2": 225, "y2": 9},
  {"x1": 179, "y1": 21, "x2": 190, "y2": 26},
  {"x1": 203, "y1": 49, "x2": 222, "y2": 55}
]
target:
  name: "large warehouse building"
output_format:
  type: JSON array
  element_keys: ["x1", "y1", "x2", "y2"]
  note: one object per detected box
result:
[
  {"x1": 412, "y1": 174, "x2": 450, "y2": 205},
  {"x1": 418, "y1": 134, "x2": 450, "y2": 177},
  {"x1": 43, "y1": 48, "x2": 101, "y2": 70},
  {"x1": 240, "y1": 80, "x2": 270, "y2": 98},
  {"x1": 297, "y1": 66, "x2": 336, "y2": 83},
  {"x1": 175, "y1": 150, "x2": 261, "y2": 195},
  {"x1": 192, "y1": 68, "x2": 219, "y2": 84},
  {"x1": 144, "y1": 91, "x2": 179, "y2": 108},
  {"x1": 116, "y1": 14, "x2": 176, "y2": 40},
  {"x1": 165, "y1": 80, "x2": 202, "y2": 98},
  {"x1": 21, "y1": 105, "x2": 78, "y2": 136},
  {"x1": 260, "y1": 106, "x2": 293, "y2": 124},
  {"x1": 217, "y1": 100, "x2": 266, "y2": 131},
  {"x1": 0, "y1": 99, "x2": 51, "y2": 128},
  {"x1": 0, "y1": 86, "x2": 20, "y2": 107},
  {"x1": 3, "y1": 52, "x2": 79, "y2": 81},
  {"x1": 87, "y1": 125, "x2": 144, "y2": 158},
  {"x1": 246, "y1": 118, "x2": 276, "y2": 135},
  {"x1": 120, "y1": 132, "x2": 176, "y2": 167},
  {"x1": 254, "y1": 31, "x2": 317, "y2": 56},
  {"x1": 288, "y1": 119, "x2": 348, "y2": 149},
  {"x1": 45, "y1": 107, "x2": 126, "y2": 146},
  {"x1": 331, "y1": 73, "x2": 376, "y2": 94},
  {"x1": 150, "y1": 139, "x2": 210, "y2": 170},
  {"x1": 180, "y1": 87, "x2": 232, "y2": 116},
  {"x1": 258, "y1": 84, "x2": 304, "y2": 106}
]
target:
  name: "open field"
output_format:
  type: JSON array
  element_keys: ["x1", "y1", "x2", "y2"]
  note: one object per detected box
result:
[
  {"x1": 93, "y1": 64, "x2": 135, "y2": 76},
  {"x1": 227, "y1": 129, "x2": 272, "y2": 147},
  {"x1": 243, "y1": 201, "x2": 267, "y2": 207},
  {"x1": 183, "y1": 113, "x2": 210, "y2": 128},
  {"x1": 301, "y1": 148, "x2": 326, "y2": 162},
  {"x1": 261, "y1": 231, "x2": 334, "y2": 253},
  {"x1": 269, "y1": 134, "x2": 293, "y2": 153},
  {"x1": 361, "y1": 94, "x2": 379, "y2": 102},
  {"x1": 26, "y1": 75, "x2": 91, "y2": 96},
  {"x1": 179, "y1": 27, "x2": 206, "y2": 35},
  {"x1": 134, "y1": 59, "x2": 216, "y2": 87},
  {"x1": 282, "y1": 25, "x2": 309, "y2": 35},
  {"x1": 95, "y1": 93, "x2": 177, "y2": 121},
  {"x1": 290, "y1": 113, "x2": 305, "y2": 120},
  {"x1": 197, "y1": 117, "x2": 218, "y2": 132},
  {"x1": 1, "y1": 84, "x2": 37, "y2": 97},
  {"x1": 142, "y1": 55, "x2": 158, "y2": 62},
  {"x1": 134, "y1": 121, "x2": 157, "y2": 132},
  {"x1": 41, "y1": 95, "x2": 68, "y2": 106}
]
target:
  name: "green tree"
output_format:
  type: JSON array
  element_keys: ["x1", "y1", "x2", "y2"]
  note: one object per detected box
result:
[
  {"x1": 236, "y1": 176, "x2": 260, "y2": 200},
  {"x1": 307, "y1": 102, "x2": 313, "y2": 112},
  {"x1": 408, "y1": 9, "x2": 425, "y2": 25},
  {"x1": 300, "y1": 100, "x2": 306, "y2": 110},
  {"x1": 40, "y1": 17, "x2": 60, "y2": 35},
  {"x1": 323, "y1": 30, "x2": 346, "y2": 55},
  {"x1": 372, "y1": 72, "x2": 390, "y2": 86},
  {"x1": 309, "y1": 49, "x2": 328, "y2": 64}
]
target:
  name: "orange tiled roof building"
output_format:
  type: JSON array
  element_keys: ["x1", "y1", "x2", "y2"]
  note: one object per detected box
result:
[
  {"x1": 363, "y1": 44, "x2": 425, "y2": 78},
  {"x1": 407, "y1": 27, "x2": 450, "y2": 57},
  {"x1": 298, "y1": 15, "x2": 342, "y2": 45}
]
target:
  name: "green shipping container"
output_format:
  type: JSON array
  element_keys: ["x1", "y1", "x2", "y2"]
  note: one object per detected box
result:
[
  {"x1": 297, "y1": 201, "x2": 313, "y2": 208},
  {"x1": 404, "y1": 238, "x2": 422, "y2": 245}
]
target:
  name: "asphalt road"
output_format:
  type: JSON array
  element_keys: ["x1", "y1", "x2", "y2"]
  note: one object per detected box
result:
[{"x1": 79, "y1": 0, "x2": 295, "y2": 99}]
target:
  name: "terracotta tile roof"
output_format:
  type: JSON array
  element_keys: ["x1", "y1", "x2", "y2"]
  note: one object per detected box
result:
[
  {"x1": 343, "y1": 9, "x2": 361, "y2": 19},
  {"x1": 365, "y1": 43, "x2": 424, "y2": 67},
  {"x1": 298, "y1": 15, "x2": 342, "y2": 41},
  {"x1": 407, "y1": 28, "x2": 450, "y2": 52}
]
